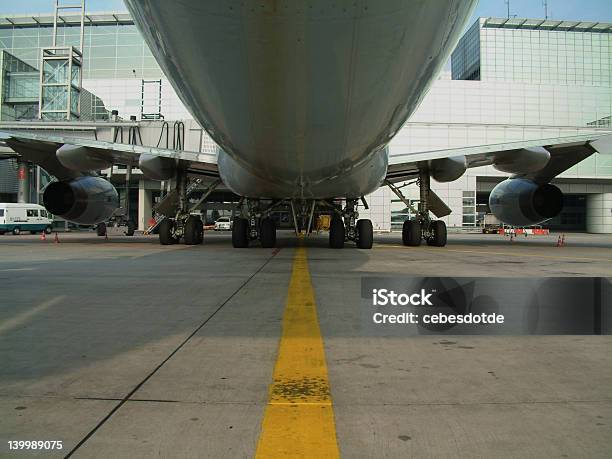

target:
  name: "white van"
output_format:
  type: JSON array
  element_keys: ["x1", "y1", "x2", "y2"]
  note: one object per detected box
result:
[{"x1": 0, "y1": 203, "x2": 54, "y2": 235}]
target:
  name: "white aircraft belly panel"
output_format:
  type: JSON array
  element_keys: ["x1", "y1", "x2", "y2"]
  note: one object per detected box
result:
[{"x1": 125, "y1": 0, "x2": 477, "y2": 197}]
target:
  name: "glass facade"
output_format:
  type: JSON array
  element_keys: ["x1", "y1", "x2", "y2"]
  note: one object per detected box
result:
[
  {"x1": 0, "y1": 13, "x2": 181, "y2": 121},
  {"x1": 0, "y1": 17, "x2": 161, "y2": 80},
  {"x1": 0, "y1": 50, "x2": 38, "y2": 120},
  {"x1": 479, "y1": 18, "x2": 611, "y2": 87},
  {"x1": 451, "y1": 20, "x2": 481, "y2": 81}
]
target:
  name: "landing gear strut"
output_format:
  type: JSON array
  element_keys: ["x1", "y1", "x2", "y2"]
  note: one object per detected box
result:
[
  {"x1": 158, "y1": 170, "x2": 205, "y2": 245},
  {"x1": 416, "y1": 170, "x2": 447, "y2": 247},
  {"x1": 326, "y1": 198, "x2": 373, "y2": 249},
  {"x1": 387, "y1": 171, "x2": 447, "y2": 247},
  {"x1": 232, "y1": 199, "x2": 279, "y2": 248}
]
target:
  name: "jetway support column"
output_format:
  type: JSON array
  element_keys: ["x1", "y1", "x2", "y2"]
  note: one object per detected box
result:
[
  {"x1": 17, "y1": 160, "x2": 30, "y2": 203},
  {"x1": 138, "y1": 179, "x2": 153, "y2": 231}
]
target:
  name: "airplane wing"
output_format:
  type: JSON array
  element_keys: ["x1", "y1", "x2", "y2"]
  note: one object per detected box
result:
[
  {"x1": 0, "y1": 130, "x2": 219, "y2": 181},
  {"x1": 386, "y1": 133, "x2": 612, "y2": 184}
]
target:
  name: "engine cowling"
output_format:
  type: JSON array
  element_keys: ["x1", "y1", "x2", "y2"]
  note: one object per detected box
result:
[
  {"x1": 429, "y1": 156, "x2": 467, "y2": 182},
  {"x1": 43, "y1": 176, "x2": 119, "y2": 225},
  {"x1": 56, "y1": 144, "x2": 113, "y2": 171},
  {"x1": 489, "y1": 178, "x2": 563, "y2": 226},
  {"x1": 138, "y1": 153, "x2": 176, "y2": 180}
]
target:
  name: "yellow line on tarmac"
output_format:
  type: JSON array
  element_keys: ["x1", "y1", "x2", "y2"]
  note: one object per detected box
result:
[{"x1": 255, "y1": 243, "x2": 340, "y2": 458}]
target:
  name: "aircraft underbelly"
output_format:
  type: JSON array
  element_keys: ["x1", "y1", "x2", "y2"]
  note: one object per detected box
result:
[{"x1": 125, "y1": 0, "x2": 476, "y2": 197}]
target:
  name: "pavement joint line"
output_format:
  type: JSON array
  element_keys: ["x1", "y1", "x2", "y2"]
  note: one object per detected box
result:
[
  {"x1": 373, "y1": 244, "x2": 611, "y2": 262},
  {"x1": 3, "y1": 393, "x2": 611, "y2": 406},
  {"x1": 255, "y1": 241, "x2": 340, "y2": 458},
  {"x1": 63, "y1": 248, "x2": 282, "y2": 458}
]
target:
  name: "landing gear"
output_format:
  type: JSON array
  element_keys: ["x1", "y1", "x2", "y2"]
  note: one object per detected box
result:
[
  {"x1": 125, "y1": 220, "x2": 136, "y2": 236},
  {"x1": 426, "y1": 220, "x2": 447, "y2": 247},
  {"x1": 324, "y1": 198, "x2": 373, "y2": 249},
  {"x1": 155, "y1": 171, "x2": 220, "y2": 246},
  {"x1": 387, "y1": 169, "x2": 448, "y2": 248},
  {"x1": 231, "y1": 199, "x2": 283, "y2": 248},
  {"x1": 96, "y1": 222, "x2": 107, "y2": 237},
  {"x1": 232, "y1": 217, "x2": 249, "y2": 248},
  {"x1": 402, "y1": 220, "x2": 421, "y2": 246},
  {"x1": 259, "y1": 217, "x2": 276, "y2": 248},
  {"x1": 329, "y1": 216, "x2": 345, "y2": 248},
  {"x1": 356, "y1": 219, "x2": 373, "y2": 249},
  {"x1": 158, "y1": 218, "x2": 178, "y2": 245},
  {"x1": 184, "y1": 216, "x2": 203, "y2": 245}
]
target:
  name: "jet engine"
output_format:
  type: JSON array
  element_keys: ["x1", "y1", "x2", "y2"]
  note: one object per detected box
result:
[
  {"x1": 43, "y1": 176, "x2": 119, "y2": 225},
  {"x1": 489, "y1": 178, "x2": 563, "y2": 227}
]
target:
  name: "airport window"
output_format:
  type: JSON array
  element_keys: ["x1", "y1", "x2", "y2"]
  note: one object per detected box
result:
[{"x1": 26, "y1": 209, "x2": 38, "y2": 217}]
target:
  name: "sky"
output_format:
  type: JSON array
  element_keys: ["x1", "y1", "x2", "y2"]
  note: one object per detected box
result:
[{"x1": 0, "y1": 0, "x2": 611, "y2": 23}]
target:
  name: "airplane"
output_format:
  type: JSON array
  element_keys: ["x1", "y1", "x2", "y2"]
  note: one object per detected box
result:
[{"x1": 1, "y1": 0, "x2": 610, "y2": 249}]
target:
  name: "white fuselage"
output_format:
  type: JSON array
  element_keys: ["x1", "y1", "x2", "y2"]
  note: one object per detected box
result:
[{"x1": 125, "y1": 0, "x2": 477, "y2": 199}]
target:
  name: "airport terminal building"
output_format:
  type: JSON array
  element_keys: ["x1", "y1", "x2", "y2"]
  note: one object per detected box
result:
[{"x1": 0, "y1": 12, "x2": 611, "y2": 232}]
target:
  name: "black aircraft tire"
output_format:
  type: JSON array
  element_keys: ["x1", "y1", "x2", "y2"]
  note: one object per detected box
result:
[
  {"x1": 184, "y1": 216, "x2": 201, "y2": 245},
  {"x1": 125, "y1": 220, "x2": 136, "y2": 236},
  {"x1": 260, "y1": 218, "x2": 276, "y2": 248},
  {"x1": 159, "y1": 219, "x2": 177, "y2": 245},
  {"x1": 232, "y1": 218, "x2": 249, "y2": 248},
  {"x1": 96, "y1": 222, "x2": 107, "y2": 237},
  {"x1": 356, "y1": 219, "x2": 373, "y2": 249},
  {"x1": 195, "y1": 218, "x2": 204, "y2": 244},
  {"x1": 402, "y1": 220, "x2": 421, "y2": 246},
  {"x1": 427, "y1": 220, "x2": 447, "y2": 247},
  {"x1": 329, "y1": 216, "x2": 345, "y2": 249}
]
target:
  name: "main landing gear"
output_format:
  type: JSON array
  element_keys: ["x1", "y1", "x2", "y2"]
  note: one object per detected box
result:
[
  {"x1": 388, "y1": 170, "x2": 447, "y2": 247},
  {"x1": 230, "y1": 197, "x2": 374, "y2": 250},
  {"x1": 327, "y1": 198, "x2": 373, "y2": 249},
  {"x1": 158, "y1": 212, "x2": 204, "y2": 245},
  {"x1": 158, "y1": 171, "x2": 205, "y2": 245},
  {"x1": 232, "y1": 199, "x2": 278, "y2": 248}
]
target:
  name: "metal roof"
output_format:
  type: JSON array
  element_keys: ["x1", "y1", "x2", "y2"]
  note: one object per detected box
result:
[
  {"x1": 0, "y1": 11, "x2": 132, "y2": 27},
  {"x1": 483, "y1": 17, "x2": 612, "y2": 33}
]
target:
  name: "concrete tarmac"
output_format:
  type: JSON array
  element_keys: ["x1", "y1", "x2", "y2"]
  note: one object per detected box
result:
[{"x1": 0, "y1": 231, "x2": 611, "y2": 458}]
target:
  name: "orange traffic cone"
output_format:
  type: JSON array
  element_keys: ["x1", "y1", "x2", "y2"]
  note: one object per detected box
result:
[
  {"x1": 40, "y1": 231, "x2": 46, "y2": 241},
  {"x1": 54, "y1": 232, "x2": 59, "y2": 243}
]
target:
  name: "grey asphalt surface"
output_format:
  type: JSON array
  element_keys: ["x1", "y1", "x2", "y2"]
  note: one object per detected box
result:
[{"x1": 0, "y1": 230, "x2": 611, "y2": 458}]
